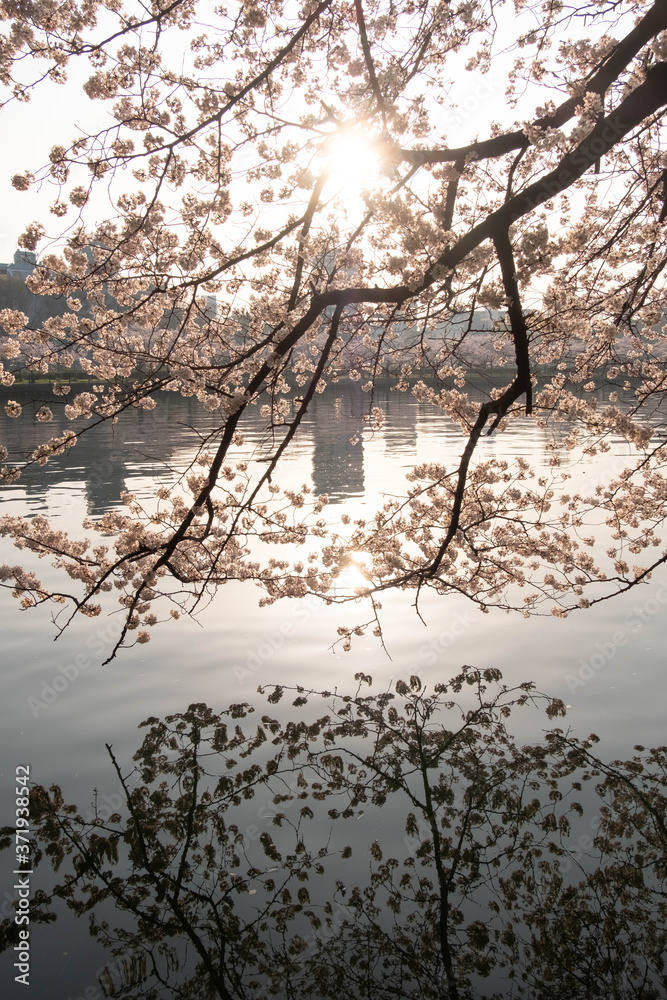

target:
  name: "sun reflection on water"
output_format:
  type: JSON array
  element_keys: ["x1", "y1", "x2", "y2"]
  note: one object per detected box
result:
[{"x1": 335, "y1": 548, "x2": 373, "y2": 594}]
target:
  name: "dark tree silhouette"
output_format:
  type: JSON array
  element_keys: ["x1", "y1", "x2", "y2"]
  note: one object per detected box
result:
[{"x1": 3, "y1": 669, "x2": 666, "y2": 998}]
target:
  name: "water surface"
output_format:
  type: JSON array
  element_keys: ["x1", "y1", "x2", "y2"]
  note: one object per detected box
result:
[{"x1": 1, "y1": 376, "x2": 665, "y2": 997}]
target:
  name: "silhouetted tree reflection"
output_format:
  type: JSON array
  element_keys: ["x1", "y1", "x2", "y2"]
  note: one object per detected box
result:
[{"x1": 2, "y1": 669, "x2": 666, "y2": 999}]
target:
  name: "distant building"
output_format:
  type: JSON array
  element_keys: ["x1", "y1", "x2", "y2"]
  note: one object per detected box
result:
[{"x1": 0, "y1": 249, "x2": 37, "y2": 278}]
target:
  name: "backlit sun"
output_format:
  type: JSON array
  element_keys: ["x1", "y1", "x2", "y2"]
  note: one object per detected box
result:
[{"x1": 324, "y1": 128, "x2": 383, "y2": 187}]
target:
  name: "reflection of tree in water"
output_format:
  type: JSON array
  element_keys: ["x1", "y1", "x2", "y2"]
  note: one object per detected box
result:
[{"x1": 2, "y1": 669, "x2": 666, "y2": 999}]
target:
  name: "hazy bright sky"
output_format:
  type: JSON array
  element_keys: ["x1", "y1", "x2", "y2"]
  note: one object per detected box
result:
[
  {"x1": 0, "y1": 3, "x2": 622, "y2": 265},
  {"x1": 1, "y1": 67, "x2": 113, "y2": 261},
  {"x1": 0, "y1": 18, "x2": 518, "y2": 263}
]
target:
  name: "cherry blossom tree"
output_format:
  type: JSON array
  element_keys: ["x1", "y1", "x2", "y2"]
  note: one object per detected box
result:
[{"x1": 1, "y1": 0, "x2": 667, "y2": 656}]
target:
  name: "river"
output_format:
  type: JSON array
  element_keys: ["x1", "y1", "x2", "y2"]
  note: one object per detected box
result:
[{"x1": 1, "y1": 375, "x2": 665, "y2": 998}]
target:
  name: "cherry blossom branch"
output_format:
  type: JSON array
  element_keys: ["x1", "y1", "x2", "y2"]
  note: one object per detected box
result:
[
  {"x1": 353, "y1": 0, "x2": 388, "y2": 125},
  {"x1": 398, "y1": 0, "x2": 667, "y2": 168},
  {"x1": 286, "y1": 173, "x2": 328, "y2": 312},
  {"x1": 492, "y1": 226, "x2": 532, "y2": 419}
]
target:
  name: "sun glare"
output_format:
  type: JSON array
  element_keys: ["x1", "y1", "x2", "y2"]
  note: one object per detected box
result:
[
  {"x1": 335, "y1": 549, "x2": 373, "y2": 594},
  {"x1": 324, "y1": 129, "x2": 382, "y2": 188}
]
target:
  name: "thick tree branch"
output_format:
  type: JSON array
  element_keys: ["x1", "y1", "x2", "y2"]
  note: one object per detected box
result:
[
  {"x1": 398, "y1": 0, "x2": 667, "y2": 168},
  {"x1": 417, "y1": 60, "x2": 667, "y2": 292},
  {"x1": 286, "y1": 172, "x2": 327, "y2": 312},
  {"x1": 353, "y1": 0, "x2": 388, "y2": 124},
  {"x1": 492, "y1": 226, "x2": 532, "y2": 418}
]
